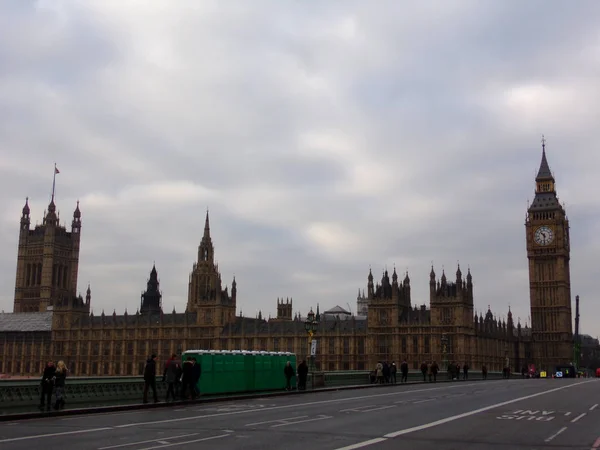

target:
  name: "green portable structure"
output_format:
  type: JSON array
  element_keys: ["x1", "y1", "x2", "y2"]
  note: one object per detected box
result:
[{"x1": 182, "y1": 349, "x2": 297, "y2": 395}]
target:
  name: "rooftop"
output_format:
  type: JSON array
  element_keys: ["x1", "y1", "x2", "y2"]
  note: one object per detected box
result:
[{"x1": 0, "y1": 311, "x2": 53, "y2": 332}]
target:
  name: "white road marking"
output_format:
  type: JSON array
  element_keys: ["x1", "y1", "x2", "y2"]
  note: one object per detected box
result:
[
  {"x1": 245, "y1": 416, "x2": 308, "y2": 427},
  {"x1": 111, "y1": 381, "x2": 487, "y2": 429},
  {"x1": 413, "y1": 399, "x2": 435, "y2": 404},
  {"x1": 334, "y1": 380, "x2": 595, "y2": 450},
  {"x1": 384, "y1": 382, "x2": 594, "y2": 438},
  {"x1": 0, "y1": 380, "x2": 503, "y2": 443},
  {"x1": 98, "y1": 433, "x2": 199, "y2": 449},
  {"x1": 340, "y1": 405, "x2": 377, "y2": 412},
  {"x1": 334, "y1": 438, "x2": 388, "y2": 450},
  {"x1": 590, "y1": 404, "x2": 598, "y2": 411},
  {"x1": 62, "y1": 410, "x2": 143, "y2": 421},
  {"x1": 564, "y1": 412, "x2": 572, "y2": 416},
  {"x1": 359, "y1": 405, "x2": 396, "y2": 413},
  {"x1": 136, "y1": 433, "x2": 230, "y2": 450},
  {"x1": 571, "y1": 413, "x2": 586, "y2": 423},
  {"x1": 0, "y1": 427, "x2": 113, "y2": 444},
  {"x1": 271, "y1": 415, "x2": 332, "y2": 427},
  {"x1": 545, "y1": 427, "x2": 567, "y2": 442}
]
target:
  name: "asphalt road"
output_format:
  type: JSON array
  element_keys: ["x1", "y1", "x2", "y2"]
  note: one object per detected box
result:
[{"x1": 0, "y1": 378, "x2": 598, "y2": 450}]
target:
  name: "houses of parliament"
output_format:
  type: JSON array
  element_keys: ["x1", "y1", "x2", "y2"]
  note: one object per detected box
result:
[{"x1": 0, "y1": 142, "x2": 574, "y2": 377}]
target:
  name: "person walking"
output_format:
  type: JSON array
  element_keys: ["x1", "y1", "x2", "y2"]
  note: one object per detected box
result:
[
  {"x1": 143, "y1": 354, "x2": 159, "y2": 404},
  {"x1": 39, "y1": 361, "x2": 56, "y2": 411},
  {"x1": 163, "y1": 354, "x2": 178, "y2": 402},
  {"x1": 53, "y1": 360, "x2": 68, "y2": 410},
  {"x1": 284, "y1": 361, "x2": 294, "y2": 391},
  {"x1": 400, "y1": 360, "x2": 409, "y2": 383}
]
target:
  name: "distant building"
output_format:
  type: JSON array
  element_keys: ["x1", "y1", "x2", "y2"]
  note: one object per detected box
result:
[{"x1": 0, "y1": 141, "x2": 574, "y2": 376}]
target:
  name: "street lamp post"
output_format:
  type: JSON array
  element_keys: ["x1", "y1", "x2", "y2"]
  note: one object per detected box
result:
[
  {"x1": 304, "y1": 308, "x2": 319, "y2": 373},
  {"x1": 441, "y1": 333, "x2": 448, "y2": 373}
]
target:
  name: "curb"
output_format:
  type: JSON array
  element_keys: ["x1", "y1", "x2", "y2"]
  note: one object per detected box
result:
[{"x1": 0, "y1": 376, "x2": 510, "y2": 422}]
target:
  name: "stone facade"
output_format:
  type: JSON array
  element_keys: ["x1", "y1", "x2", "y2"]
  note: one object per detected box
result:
[
  {"x1": 0, "y1": 143, "x2": 575, "y2": 377},
  {"x1": 526, "y1": 139, "x2": 574, "y2": 367}
]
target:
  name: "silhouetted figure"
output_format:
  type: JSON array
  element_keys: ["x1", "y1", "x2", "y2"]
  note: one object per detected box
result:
[{"x1": 143, "y1": 354, "x2": 159, "y2": 403}]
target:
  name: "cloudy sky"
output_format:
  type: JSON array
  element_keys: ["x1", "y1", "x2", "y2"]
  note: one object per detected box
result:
[{"x1": 0, "y1": 0, "x2": 599, "y2": 337}]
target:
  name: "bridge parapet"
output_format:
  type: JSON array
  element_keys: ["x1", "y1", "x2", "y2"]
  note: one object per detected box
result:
[{"x1": 0, "y1": 371, "x2": 513, "y2": 412}]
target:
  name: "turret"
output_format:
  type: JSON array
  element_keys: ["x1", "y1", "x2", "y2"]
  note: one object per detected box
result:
[
  {"x1": 72, "y1": 200, "x2": 81, "y2": 234},
  {"x1": 140, "y1": 264, "x2": 162, "y2": 314},
  {"x1": 367, "y1": 268, "x2": 374, "y2": 298},
  {"x1": 198, "y1": 210, "x2": 214, "y2": 263},
  {"x1": 429, "y1": 265, "x2": 436, "y2": 295},
  {"x1": 20, "y1": 198, "x2": 30, "y2": 232}
]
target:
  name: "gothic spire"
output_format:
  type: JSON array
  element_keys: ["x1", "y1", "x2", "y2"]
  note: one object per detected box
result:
[
  {"x1": 536, "y1": 135, "x2": 553, "y2": 181},
  {"x1": 22, "y1": 197, "x2": 30, "y2": 217},
  {"x1": 204, "y1": 209, "x2": 211, "y2": 239}
]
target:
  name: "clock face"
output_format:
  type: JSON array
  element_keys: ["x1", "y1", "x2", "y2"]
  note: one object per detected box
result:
[{"x1": 534, "y1": 226, "x2": 554, "y2": 246}]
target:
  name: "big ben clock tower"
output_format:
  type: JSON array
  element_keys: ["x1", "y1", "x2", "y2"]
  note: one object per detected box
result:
[{"x1": 526, "y1": 137, "x2": 573, "y2": 370}]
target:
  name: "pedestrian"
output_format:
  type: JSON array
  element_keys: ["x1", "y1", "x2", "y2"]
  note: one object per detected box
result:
[
  {"x1": 284, "y1": 361, "x2": 294, "y2": 390},
  {"x1": 143, "y1": 354, "x2": 159, "y2": 404},
  {"x1": 192, "y1": 358, "x2": 202, "y2": 397},
  {"x1": 297, "y1": 360, "x2": 308, "y2": 390},
  {"x1": 39, "y1": 360, "x2": 56, "y2": 411},
  {"x1": 400, "y1": 360, "x2": 409, "y2": 383},
  {"x1": 163, "y1": 354, "x2": 178, "y2": 402},
  {"x1": 180, "y1": 357, "x2": 196, "y2": 400},
  {"x1": 390, "y1": 361, "x2": 397, "y2": 384},
  {"x1": 53, "y1": 360, "x2": 68, "y2": 410}
]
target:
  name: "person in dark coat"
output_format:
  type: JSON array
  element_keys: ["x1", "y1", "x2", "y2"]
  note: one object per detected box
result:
[
  {"x1": 143, "y1": 354, "x2": 158, "y2": 403},
  {"x1": 284, "y1": 361, "x2": 294, "y2": 390},
  {"x1": 192, "y1": 358, "x2": 202, "y2": 396},
  {"x1": 400, "y1": 360, "x2": 409, "y2": 383},
  {"x1": 420, "y1": 362, "x2": 428, "y2": 382},
  {"x1": 390, "y1": 362, "x2": 397, "y2": 384},
  {"x1": 163, "y1": 354, "x2": 178, "y2": 402},
  {"x1": 297, "y1": 360, "x2": 308, "y2": 390},
  {"x1": 39, "y1": 361, "x2": 56, "y2": 410},
  {"x1": 181, "y1": 357, "x2": 196, "y2": 400}
]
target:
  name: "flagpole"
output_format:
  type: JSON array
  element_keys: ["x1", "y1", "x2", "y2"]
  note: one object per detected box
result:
[{"x1": 52, "y1": 163, "x2": 57, "y2": 202}]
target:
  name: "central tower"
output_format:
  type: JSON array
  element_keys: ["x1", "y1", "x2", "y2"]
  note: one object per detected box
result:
[
  {"x1": 186, "y1": 211, "x2": 236, "y2": 326},
  {"x1": 525, "y1": 137, "x2": 573, "y2": 369}
]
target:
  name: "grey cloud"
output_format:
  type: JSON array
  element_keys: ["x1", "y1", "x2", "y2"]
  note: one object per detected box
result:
[{"x1": 0, "y1": 1, "x2": 599, "y2": 338}]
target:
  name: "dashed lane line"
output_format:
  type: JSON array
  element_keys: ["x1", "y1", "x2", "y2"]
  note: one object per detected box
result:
[{"x1": 545, "y1": 427, "x2": 567, "y2": 443}]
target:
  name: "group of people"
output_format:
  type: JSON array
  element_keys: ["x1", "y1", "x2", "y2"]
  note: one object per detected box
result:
[
  {"x1": 143, "y1": 353, "x2": 202, "y2": 403},
  {"x1": 39, "y1": 360, "x2": 68, "y2": 411},
  {"x1": 285, "y1": 359, "x2": 309, "y2": 390},
  {"x1": 372, "y1": 361, "x2": 411, "y2": 384}
]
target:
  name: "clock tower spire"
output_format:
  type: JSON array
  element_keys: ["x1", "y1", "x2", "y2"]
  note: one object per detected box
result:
[{"x1": 525, "y1": 136, "x2": 573, "y2": 370}]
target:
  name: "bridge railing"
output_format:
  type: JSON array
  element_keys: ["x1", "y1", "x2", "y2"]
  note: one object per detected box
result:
[{"x1": 0, "y1": 370, "x2": 515, "y2": 412}]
